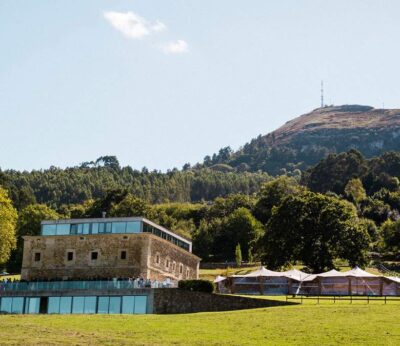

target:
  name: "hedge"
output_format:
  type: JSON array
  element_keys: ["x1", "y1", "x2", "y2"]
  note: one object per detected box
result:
[{"x1": 178, "y1": 279, "x2": 214, "y2": 293}]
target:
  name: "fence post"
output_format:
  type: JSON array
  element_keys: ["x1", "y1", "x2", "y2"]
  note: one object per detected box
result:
[
  {"x1": 385, "y1": 296, "x2": 387, "y2": 305},
  {"x1": 334, "y1": 296, "x2": 336, "y2": 304},
  {"x1": 367, "y1": 296, "x2": 369, "y2": 304}
]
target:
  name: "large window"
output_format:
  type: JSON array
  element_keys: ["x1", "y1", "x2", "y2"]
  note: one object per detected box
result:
[
  {"x1": 97, "y1": 296, "x2": 109, "y2": 314},
  {"x1": 112, "y1": 222, "x2": 126, "y2": 234},
  {"x1": 56, "y1": 224, "x2": 70, "y2": 235},
  {"x1": 84, "y1": 297, "x2": 96, "y2": 314},
  {"x1": 134, "y1": 296, "x2": 147, "y2": 314},
  {"x1": 108, "y1": 297, "x2": 121, "y2": 314},
  {"x1": 122, "y1": 296, "x2": 135, "y2": 314},
  {"x1": 98, "y1": 222, "x2": 112, "y2": 234},
  {"x1": 48, "y1": 297, "x2": 61, "y2": 314},
  {"x1": 126, "y1": 221, "x2": 141, "y2": 233},
  {"x1": 1, "y1": 296, "x2": 147, "y2": 315},
  {"x1": 60, "y1": 297, "x2": 72, "y2": 314},
  {"x1": 25, "y1": 298, "x2": 40, "y2": 314},
  {"x1": 42, "y1": 224, "x2": 56, "y2": 235},
  {"x1": 0, "y1": 298, "x2": 12, "y2": 313},
  {"x1": 72, "y1": 297, "x2": 84, "y2": 314}
]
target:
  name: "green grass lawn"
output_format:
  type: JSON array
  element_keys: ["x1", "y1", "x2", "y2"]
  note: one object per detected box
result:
[{"x1": 1, "y1": 302, "x2": 399, "y2": 345}]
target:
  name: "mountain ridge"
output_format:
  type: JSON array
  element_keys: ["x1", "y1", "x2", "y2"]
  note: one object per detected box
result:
[{"x1": 203, "y1": 105, "x2": 400, "y2": 175}]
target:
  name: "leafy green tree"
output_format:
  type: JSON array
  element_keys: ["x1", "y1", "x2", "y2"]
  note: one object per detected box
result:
[
  {"x1": 212, "y1": 208, "x2": 264, "y2": 261},
  {"x1": 359, "y1": 198, "x2": 391, "y2": 225},
  {"x1": 304, "y1": 150, "x2": 368, "y2": 194},
  {"x1": 261, "y1": 191, "x2": 370, "y2": 272},
  {"x1": 192, "y1": 220, "x2": 215, "y2": 261},
  {"x1": 253, "y1": 176, "x2": 304, "y2": 224},
  {"x1": 344, "y1": 178, "x2": 366, "y2": 205},
  {"x1": 109, "y1": 194, "x2": 153, "y2": 218},
  {"x1": 248, "y1": 247, "x2": 254, "y2": 263},
  {"x1": 0, "y1": 187, "x2": 18, "y2": 265},
  {"x1": 206, "y1": 194, "x2": 255, "y2": 220},
  {"x1": 235, "y1": 243, "x2": 242, "y2": 267},
  {"x1": 7, "y1": 204, "x2": 59, "y2": 272},
  {"x1": 380, "y1": 219, "x2": 400, "y2": 253}
]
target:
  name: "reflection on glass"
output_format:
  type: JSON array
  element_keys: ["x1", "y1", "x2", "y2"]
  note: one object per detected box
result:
[
  {"x1": 134, "y1": 296, "x2": 147, "y2": 314},
  {"x1": 42, "y1": 224, "x2": 56, "y2": 235},
  {"x1": 91, "y1": 223, "x2": 99, "y2": 234},
  {"x1": 112, "y1": 222, "x2": 126, "y2": 234},
  {"x1": 26, "y1": 298, "x2": 40, "y2": 314},
  {"x1": 126, "y1": 222, "x2": 141, "y2": 233},
  {"x1": 97, "y1": 296, "x2": 109, "y2": 314},
  {"x1": 48, "y1": 297, "x2": 60, "y2": 314},
  {"x1": 60, "y1": 297, "x2": 72, "y2": 314},
  {"x1": 108, "y1": 297, "x2": 121, "y2": 314},
  {"x1": 0, "y1": 297, "x2": 12, "y2": 313},
  {"x1": 83, "y1": 224, "x2": 90, "y2": 234},
  {"x1": 122, "y1": 296, "x2": 135, "y2": 314},
  {"x1": 72, "y1": 296, "x2": 84, "y2": 314},
  {"x1": 56, "y1": 224, "x2": 70, "y2": 235},
  {"x1": 84, "y1": 297, "x2": 96, "y2": 313}
]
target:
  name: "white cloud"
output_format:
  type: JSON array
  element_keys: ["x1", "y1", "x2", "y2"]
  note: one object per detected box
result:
[
  {"x1": 162, "y1": 40, "x2": 189, "y2": 54},
  {"x1": 103, "y1": 11, "x2": 166, "y2": 39}
]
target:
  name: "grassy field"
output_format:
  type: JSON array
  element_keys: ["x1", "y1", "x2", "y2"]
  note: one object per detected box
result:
[{"x1": 0, "y1": 302, "x2": 399, "y2": 345}]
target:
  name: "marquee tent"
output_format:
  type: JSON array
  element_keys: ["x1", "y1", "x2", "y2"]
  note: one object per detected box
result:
[
  {"x1": 230, "y1": 267, "x2": 290, "y2": 295},
  {"x1": 213, "y1": 275, "x2": 229, "y2": 293},
  {"x1": 220, "y1": 266, "x2": 400, "y2": 296}
]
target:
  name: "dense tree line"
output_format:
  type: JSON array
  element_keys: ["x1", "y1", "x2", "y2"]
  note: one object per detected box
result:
[
  {"x1": 0, "y1": 156, "x2": 270, "y2": 209},
  {"x1": 1, "y1": 151, "x2": 400, "y2": 273}
]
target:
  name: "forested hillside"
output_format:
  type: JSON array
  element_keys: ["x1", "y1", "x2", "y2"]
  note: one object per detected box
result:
[
  {"x1": 2, "y1": 150, "x2": 400, "y2": 273},
  {"x1": 0, "y1": 156, "x2": 270, "y2": 209},
  {"x1": 201, "y1": 105, "x2": 400, "y2": 175}
]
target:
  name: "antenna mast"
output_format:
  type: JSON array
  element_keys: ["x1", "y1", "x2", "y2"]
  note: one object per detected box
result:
[{"x1": 320, "y1": 80, "x2": 324, "y2": 108}]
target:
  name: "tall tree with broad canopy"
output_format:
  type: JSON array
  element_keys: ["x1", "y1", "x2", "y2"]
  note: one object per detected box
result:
[
  {"x1": 261, "y1": 191, "x2": 371, "y2": 272},
  {"x1": 212, "y1": 207, "x2": 264, "y2": 262},
  {"x1": 7, "y1": 204, "x2": 59, "y2": 272},
  {"x1": 253, "y1": 176, "x2": 305, "y2": 224},
  {"x1": 0, "y1": 187, "x2": 18, "y2": 265}
]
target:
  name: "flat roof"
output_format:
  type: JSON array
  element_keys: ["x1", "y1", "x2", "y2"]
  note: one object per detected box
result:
[{"x1": 41, "y1": 217, "x2": 191, "y2": 245}]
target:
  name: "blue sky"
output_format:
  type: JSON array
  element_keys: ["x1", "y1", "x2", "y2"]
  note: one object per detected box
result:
[{"x1": 1, "y1": 1, "x2": 400, "y2": 171}]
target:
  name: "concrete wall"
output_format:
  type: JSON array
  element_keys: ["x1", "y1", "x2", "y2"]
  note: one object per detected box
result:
[{"x1": 21, "y1": 233, "x2": 200, "y2": 281}]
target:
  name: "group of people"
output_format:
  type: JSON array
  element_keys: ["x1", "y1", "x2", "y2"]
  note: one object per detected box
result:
[{"x1": 0, "y1": 276, "x2": 176, "y2": 291}]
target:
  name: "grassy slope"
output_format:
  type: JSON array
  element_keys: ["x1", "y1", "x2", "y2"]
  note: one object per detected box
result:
[{"x1": 0, "y1": 303, "x2": 399, "y2": 345}]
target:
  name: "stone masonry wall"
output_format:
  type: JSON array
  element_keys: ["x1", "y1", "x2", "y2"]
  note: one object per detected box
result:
[
  {"x1": 153, "y1": 289, "x2": 296, "y2": 314},
  {"x1": 21, "y1": 233, "x2": 200, "y2": 281}
]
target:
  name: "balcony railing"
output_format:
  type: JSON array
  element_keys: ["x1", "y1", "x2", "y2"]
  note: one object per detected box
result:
[{"x1": 0, "y1": 279, "x2": 175, "y2": 293}]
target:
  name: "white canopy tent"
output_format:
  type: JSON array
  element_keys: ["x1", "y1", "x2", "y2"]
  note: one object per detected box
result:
[
  {"x1": 213, "y1": 275, "x2": 226, "y2": 283},
  {"x1": 219, "y1": 266, "x2": 400, "y2": 296}
]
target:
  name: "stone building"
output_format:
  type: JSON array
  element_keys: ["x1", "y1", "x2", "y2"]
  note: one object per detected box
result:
[{"x1": 21, "y1": 217, "x2": 200, "y2": 281}]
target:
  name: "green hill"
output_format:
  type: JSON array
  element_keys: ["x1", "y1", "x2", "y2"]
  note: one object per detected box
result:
[{"x1": 203, "y1": 105, "x2": 400, "y2": 175}]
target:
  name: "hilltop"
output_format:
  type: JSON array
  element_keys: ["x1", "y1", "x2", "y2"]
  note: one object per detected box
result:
[{"x1": 204, "y1": 105, "x2": 400, "y2": 175}]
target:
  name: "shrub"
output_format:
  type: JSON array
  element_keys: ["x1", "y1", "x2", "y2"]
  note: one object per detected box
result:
[{"x1": 178, "y1": 279, "x2": 214, "y2": 293}]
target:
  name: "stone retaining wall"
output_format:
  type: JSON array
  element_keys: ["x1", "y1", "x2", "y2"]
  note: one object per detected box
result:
[{"x1": 153, "y1": 289, "x2": 295, "y2": 314}]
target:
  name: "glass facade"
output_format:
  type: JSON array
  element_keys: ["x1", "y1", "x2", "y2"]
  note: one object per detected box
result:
[
  {"x1": 41, "y1": 219, "x2": 191, "y2": 252},
  {"x1": 25, "y1": 298, "x2": 40, "y2": 314},
  {"x1": 0, "y1": 295, "x2": 148, "y2": 314}
]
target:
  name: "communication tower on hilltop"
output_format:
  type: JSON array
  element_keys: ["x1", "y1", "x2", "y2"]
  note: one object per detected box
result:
[{"x1": 320, "y1": 80, "x2": 324, "y2": 108}]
